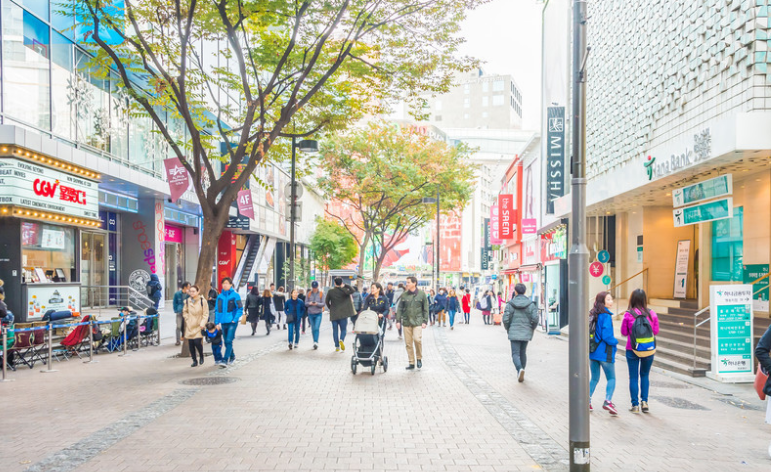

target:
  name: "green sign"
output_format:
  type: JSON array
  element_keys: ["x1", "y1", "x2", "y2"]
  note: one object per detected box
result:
[
  {"x1": 673, "y1": 198, "x2": 732, "y2": 227},
  {"x1": 710, "y1": 285, "x2": 754, "y2": 378},
  {"x1": 602, "y1": 275, "x2": 611, "y2": 285},
  {"x1": 743, "y1": 264, "x2": 769, "y2": 311},
  {"x1": 672, "y1": 174, "x2": 732, "y2": 208}
]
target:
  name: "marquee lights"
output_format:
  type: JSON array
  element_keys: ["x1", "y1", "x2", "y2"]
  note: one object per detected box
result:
[
  {"x1": 0, "y1": 146, "x2": 100, "y2": 180},
  {"x1": 0, "y1": 206, "x2": 101, "y2": 227}
]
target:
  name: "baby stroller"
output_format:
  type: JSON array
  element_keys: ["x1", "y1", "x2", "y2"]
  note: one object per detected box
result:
[{"x1": 351, "y1": 309, "x2": 388, "y2": 375}]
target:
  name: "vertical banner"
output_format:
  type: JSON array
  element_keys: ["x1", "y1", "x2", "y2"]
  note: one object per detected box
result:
[
  {"x1": 709, "y1": 285, "x2": 754, "y2": 382},
  {"x1": 237, "y1": 189, "x2": 255, "y2": 220},
  {"x1": 498, "y1": 194, "x2": 514, "y2": 240},
  {"x1": 673, "y1": 240, "x2": 690, "y2": 299},
  {"x1": 440, "y1": 212, "x2": 462, "y2": 272},
  {"x1": 742, "y1": 264, "x2": 770, "y2": 312},
  {"x1": 483, "y1": 217, "x2": 491, "y2": 248},
  {"x1": 163, "y1": 158, "x2": 190, "y2": 203},
  {"x1": 490, "y1": 205, "x2": 502, "y2": 245},
  {"x1": 546, "y1": 107, "x2": 565, "y2": 214}
]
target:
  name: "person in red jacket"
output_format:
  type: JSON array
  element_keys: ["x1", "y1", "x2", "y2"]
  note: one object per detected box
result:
[{"x1": 461, "y1": 289, "x2": 472, "y2": 324}]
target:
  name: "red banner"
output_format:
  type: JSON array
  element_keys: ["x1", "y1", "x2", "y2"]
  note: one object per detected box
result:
[
  {"x1": 439, "y1": 212, "x2": 462, "y2": 272},
  {"x1": 490, "y1": 205, "x2": 502, "y2": 245},
  {"x1": 164, "y1": 158, "x2": 190, "y2": 203},
  {"x1": 498, "y1": 194, "x2": 514, "y2": 239},
  {"x1": 237, "y1": 189, "x2": 254, "y2": 220}
]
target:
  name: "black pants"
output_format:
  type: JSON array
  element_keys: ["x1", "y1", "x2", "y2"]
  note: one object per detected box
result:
[
  {"x1": 251, "y1": 322, "x2": 258, "y2": 334},
  {"x1": 188, "y1": 338, "x2": 204, "y2": 362},
  {"x1": 301, "y1": 314, "x2": 308, "y2": 331}
]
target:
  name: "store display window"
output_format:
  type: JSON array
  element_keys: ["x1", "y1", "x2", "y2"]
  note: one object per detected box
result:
[{"x1": 21, "y1": 221, "x2": 76, "y2": 283}]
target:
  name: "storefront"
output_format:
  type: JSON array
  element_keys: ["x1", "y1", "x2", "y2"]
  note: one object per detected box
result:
[
  {"x1": 164, "y1": 223, "x2": 186, "y2": 298},
  {"x1": 0, "y1": 149, "x2": 101, "y2": 321},
  {"x1": 540, "y1": 220, "x2": 568, "y2": 330}
]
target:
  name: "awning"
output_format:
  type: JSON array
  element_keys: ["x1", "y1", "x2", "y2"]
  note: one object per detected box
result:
[{"x1": 538, "y1": 218, "x2": 569, "y2": 235}]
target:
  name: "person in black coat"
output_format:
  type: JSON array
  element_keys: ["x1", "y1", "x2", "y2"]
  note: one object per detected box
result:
[
  {"x1": 244, "y1": 286, "x2": 261, "y2": 335},
  {"x1": 755, "y1": 325, "x2": 771, "y2": 397},
  {"x1": 259, "y1": 289, "x2": 274, "y2": 335},
  {"x1": 273, "y1": 287, "x2": 287, "y2": 330},
  {"x1": 363, "y1": 282, "x2": 390, "y2": 329}
]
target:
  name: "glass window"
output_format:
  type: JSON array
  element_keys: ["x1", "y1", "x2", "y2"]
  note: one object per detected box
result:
[
  {"x1": 51, "y1": 1, "x2": 75, "y2": 38},
  {"x1": 109, "y1": 74, "x2": 129, "y2": 159},
  {"x1": 21, "y1": 221, "x2": 76, "y2": 283},
  {"x1": 482, "y1": 81, "x2": 489, "y2": 92},
  {"x1": 51, "y1": 31, "x2": 75, "y2": 140},
  {"x1": 493, "y1": 80, "x2": 504, "y2": 91},
  {"x1": 463, "y1": 98, "x2": 470, "y2": 108},
  {"x1": 74, "y1": 49, "x2": 110, "y2": 150},
  {"x1": 712, "y1": 207, "x2": 743, "y2": 281},
  {"x1": 434, "y1": 115, "x2": 441, "y2": 122},
  {"x1": 463, "y1": 113, "x2": 469, "y2": 119},
  {"x1": 3, "y1": 5, "x2": 51, "y2": 130},
  {"x1": 493, "y1": 95, "x2": 504, "y2": 106},
  {"x1": 463, "y1": 83, "x2": 470, "y2": 94},
  {"x1": 482, "y1": 96, "x2": 488, "y2": 107},
  {"x1": 482, "y1": 111, "x2": 488, "y2": 118},
  {"x1": 22, "y1": 0, "x2": 49, "y2": 21}
]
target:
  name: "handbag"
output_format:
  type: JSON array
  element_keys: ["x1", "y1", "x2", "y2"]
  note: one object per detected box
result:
[
  {"x1": 755, "y1": 366, "x2": 769, "y2": 400},
  {"x1": 239, "y1": 314, "x2": 247, "y2": 325}
]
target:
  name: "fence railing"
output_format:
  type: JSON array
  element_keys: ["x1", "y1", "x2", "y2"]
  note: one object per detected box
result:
[{"x1": 80, "y1": 285, "x2": 155, "y2": 313}]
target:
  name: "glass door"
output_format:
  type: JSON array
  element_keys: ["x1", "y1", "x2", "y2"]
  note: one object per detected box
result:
[{"x1": 80, "y1": 232, "x2": 108, "y2": 307}]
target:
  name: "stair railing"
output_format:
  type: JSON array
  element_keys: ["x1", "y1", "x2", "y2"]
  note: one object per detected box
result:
[
  {"x1": 692, "y1": 306, "x2": 710, "y2": 372},
  {"x1": 609, "y1": 268, "x2": 648, "y2": 297}
]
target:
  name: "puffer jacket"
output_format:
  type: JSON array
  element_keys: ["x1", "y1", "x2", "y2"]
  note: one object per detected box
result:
[
  {"x1": 284, "y1": 297, "x2": 306, "y2": 324},
  {"x1": 215, "y1": 288, "x2": 243, "y2": 325},
  {"x1": 502, "y1": 295, "x2": 538, "y2": 341},
  {"x1": 183, "y1": 295, "x2": 208, "y2": 339},
  {"x1": 244, "y1": 292, "x2": 262, "y2": 323},
  {"x1": 589, "y1": 308, "x2": 618, "y2": 363}
]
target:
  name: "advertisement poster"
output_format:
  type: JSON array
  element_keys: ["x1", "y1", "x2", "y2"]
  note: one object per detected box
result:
[
  {"x1": 673, "y1": 240, "x2": 690, "y2": 299},
  {"x1": 163, "y1": 157, "x2": 190, "y2": 202},
  {"x1": 237, "y1": 189, "x2": 255, "y2": 220},
  {"x1": 709, "y1": 285, "x2": 754, "y2": 382},
  {"x1": 26, "y1": 284, "x2": 81, "y2": 320},
  {"x1": 498, "y1": 194, "x2": 514, "y2": 239},
  {"x1": 742, "y1": 264, "x2": 769, "y2": 312},
  {"x1": 439, "y1": 212, "x2": 462, "y2": 272},
  {"x1": 490, "y1": 205, "x2": 502, "y2": 245}
]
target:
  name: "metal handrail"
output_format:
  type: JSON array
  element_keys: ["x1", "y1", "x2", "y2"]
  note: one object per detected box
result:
[
  {"x1": 692, "y1": 306, "x2": 710, "y2": 372},
  {"x1": 609, "y1": 268, "x2": 648, "y2": 293},
  {"x1": 80, "y1": 285, "x2": 154, "y2": 311}
]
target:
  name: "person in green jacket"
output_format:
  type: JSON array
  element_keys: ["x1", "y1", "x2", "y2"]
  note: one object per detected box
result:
[
  {"x1": 396, "y1": 276, "x2": 429, "y2": 370},
  {"x1": 502, "y1": 284, "x2": 539, "y2": 383}
]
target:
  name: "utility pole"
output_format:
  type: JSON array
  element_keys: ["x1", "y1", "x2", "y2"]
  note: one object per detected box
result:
[
  {"x1": 568, "y1": 0, "x2": 590, "y2": 470},
  {"x1": 436, "y1": 191, "x2": 440, "y2": 292},
  {"x1": 289, "y1": 136, "x2": 297, "y2": 292}
]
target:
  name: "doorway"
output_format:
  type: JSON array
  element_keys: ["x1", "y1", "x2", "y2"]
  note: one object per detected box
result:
[
  {"x1": 80, "y1": 232, "x2": 108, "y2": 307},
  {"x1": 165, "y1": 242, "x2": 185, "y2": 299}
]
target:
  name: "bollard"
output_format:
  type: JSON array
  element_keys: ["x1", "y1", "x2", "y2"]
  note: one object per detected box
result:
[
  {"x1": 1, "y1": 326, "x2": 14, "y2": 382},
  {"x1": 41, "y1": 323, "x2": 58, "y2": 373},
  {"x1": 84, "y1": 319, "x2": 98, "y2": 364}
]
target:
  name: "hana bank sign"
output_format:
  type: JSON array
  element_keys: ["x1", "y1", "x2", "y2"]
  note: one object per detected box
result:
[{"x1": 644, "y1": 129, "x2": 712, "y2": 181}]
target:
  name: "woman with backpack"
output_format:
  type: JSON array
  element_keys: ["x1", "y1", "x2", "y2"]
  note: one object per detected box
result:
[
  {"x1": 480, "y1": 290, "x2": 493, "y2": 325},
  {"x1": 620, "y1": 289, "x2": 659, "y2": 413},
  {"x1": 588, "y1": 291, "x2": 619, "y2": 415}
]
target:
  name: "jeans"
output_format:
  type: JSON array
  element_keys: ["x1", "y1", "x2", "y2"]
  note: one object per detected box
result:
[
  {"x1": 448, "y1": 310, "x2": 457, "y2": 326},
  {"x1": 211, "y1": 343, "x2": 223, "y2": 363},
  {"x1": 464, "y1": 311, "x2": 470, "y2": 323},
  {"x1": 301, "y1": 314, "x2": 308, "y2": 332},
  {"x1": 626, "y1": 350, "x2": 654, "y2": 406},
  {"x1": 188, "y1": 338, "x2": 204, "y2": 362},
  {"x1": 221, "y1": 322, "x2": 237, "y2": 362},
  {"x1": 287, "y1": 322, "x2": 300, "y2": 344},
  {"x1": 510, "y1": 340, "x2": 529, "y2": 371},
  {"x1": 590, "y1": 359, "x2": 616, "y2": 402},
  {"x1": 332, "y1": 318, "x2": 348, "y2": 347},
  {"x1": 429, "y1": 312, "x2": 436, "y2": 324},
  {"x1": 309, "y1": 313, "x2": 322, "y2": 343}
]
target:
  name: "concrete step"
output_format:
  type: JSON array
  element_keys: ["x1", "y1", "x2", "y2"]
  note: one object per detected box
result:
[
  {"x1": 655, "y1": 335, "x2": 711, "y2": 359},
  {"x1": 618, "y1": 344, "x2": 708, "y2": 377}
]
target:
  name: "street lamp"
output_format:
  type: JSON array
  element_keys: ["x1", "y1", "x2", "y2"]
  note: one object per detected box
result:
[
  {"x1": 422, "y1": 192, "x2": 440, "y2": 292},
  {"x1": 289, "y1": 137, "x2": 318, "y2": 291}
]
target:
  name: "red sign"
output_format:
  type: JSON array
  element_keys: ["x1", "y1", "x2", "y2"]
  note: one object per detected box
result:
[
  {"x1": 165, "y1": 224, "x2": 183, "y2": 243},
  {"x1": 439, "y1": 211, "x2": 462, "y2": 272},
  {"x1": 237, "y1": 189, "x2": 254, "y2": 220},
  {"x1": 490, "y1": 205, "x2": 502, "y2": 245},
  {"x1": 590, "y1": 261, "x2": 604, "y2": 277},
  {"x1": 522, "y1": 218, "x2": 537, "y2": 235},
  {"x1": 164, "y1": 158, "x2": 190, "y2": 203},
  {"x1": 217, "y1": 231, "x2": 238, "y2": 289},
  {"x1": 33, "y1": 178, "x2": 86, "y2": 205},
  {"x1": 498, "y1": 194, "x2": 514, "y2": 240}
]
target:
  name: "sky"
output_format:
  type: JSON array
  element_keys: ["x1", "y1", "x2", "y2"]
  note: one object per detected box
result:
[{"x1": 457, "y1": 0, "x2": 544, "y2": 131}]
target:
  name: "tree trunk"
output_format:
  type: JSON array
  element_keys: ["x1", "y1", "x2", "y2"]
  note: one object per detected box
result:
[
  {"x1": 195, "y1": 212, "x2": 229, "y2": 298},
  {"x1": 357, "y1": 233, "x2": 371, "y2": 289}
]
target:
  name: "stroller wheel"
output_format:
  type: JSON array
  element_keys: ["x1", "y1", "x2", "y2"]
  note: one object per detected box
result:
[
  {"x1": 371, "y1": 363, "x2": 376, "y2": 375},
  {"x1": 383, "y1": 356, "x2": 388, "y2": 373},
  {"x1": 351, "y1": 357, "x2": 357, "y2": 375}
]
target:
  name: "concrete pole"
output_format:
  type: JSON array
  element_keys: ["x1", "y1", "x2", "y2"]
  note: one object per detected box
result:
[
  {"x1": 436, "y1": 191, "x2": 441, "y2": 292},
  {"x1": 289, "y1": 137, "x2": 297, "y2": 291},
  {"x1": 569, "y1": 0, "x2": 590, "y2": 469}
]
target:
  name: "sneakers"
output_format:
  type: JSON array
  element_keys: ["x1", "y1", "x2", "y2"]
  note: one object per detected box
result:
[
  {"x1": 294, "y1": 344, "x2": 298, "y2": 349},
  {"x1": 518, "y1": 369, "x2": 525, "y2": 383},
  {"x1": 289, "y1": 343, "x2": 293, "y2": 350},
  {"x1": 417, "y1": 359, "x2": 422, "y2": 369},
  {"x1": 602, "y1": 401, "x2": 618, "y2": 416},
  {"x1": 216, "y1": 361, "x2": 227, "y2": 369},
  {"x1": 340, "y1": 340, "x2": 346, "y2": 352},
  {"x1": 313, "y1": 343, "x2": 318, "y2": 350},
  {"x1": 405, "y1": 364, "x2": 415, "y2": 370},
  {"x1": 641, "y1": 401, "x2": 649, "y2": 413},
  {"x1": 451, "y1": 326, "x2": 454, "y2": 330},
  {"x1": 336, "y1": 347, "x2": 340, "y2": 352},
  {"x1": 630, "y1": 405, "x2": 640, "y2": 413},
  {"x1": 228, "y1": 358, "x2": 235, "y2": 365}
]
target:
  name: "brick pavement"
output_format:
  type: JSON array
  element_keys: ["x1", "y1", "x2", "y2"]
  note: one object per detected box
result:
[{"x1": 1, "y1": 312, "x2": 769, "y2": 471}]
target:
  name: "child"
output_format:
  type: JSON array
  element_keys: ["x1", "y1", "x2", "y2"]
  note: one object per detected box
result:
[{"x1": 203, "y1": 322, "x2": 223, "y2": 364}]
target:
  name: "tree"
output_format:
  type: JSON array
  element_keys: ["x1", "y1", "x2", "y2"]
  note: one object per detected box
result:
[
  {"x1": 69, "y1": 0, "x2": 484, "y2": 295},
  {"x1": 317, "y1": 121, "x2": 475, "y2": 282},
  {"x1": 310, "y1": 217, "x2": 358, "y2": 285}
]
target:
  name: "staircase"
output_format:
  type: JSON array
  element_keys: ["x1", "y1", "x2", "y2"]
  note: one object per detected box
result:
[
  {"x1": 235, "y1": 235, "x2": 261, "y2": 290},
  {"x1": 623, "y1": 299, "x2": 771, "y2": 377}
]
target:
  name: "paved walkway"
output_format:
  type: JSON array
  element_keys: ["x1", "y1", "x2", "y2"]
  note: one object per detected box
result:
[{"x1": 1, "y1": 313, "x2": 769, "y2": 471}]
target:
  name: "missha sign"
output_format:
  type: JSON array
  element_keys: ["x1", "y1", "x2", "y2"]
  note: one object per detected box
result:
[
  {"x1": 644, "y1": 129, "x2": 712, "y2": 181},
  {"x1": 0, "y1": 158, "x2": 99, "y2": 218}
]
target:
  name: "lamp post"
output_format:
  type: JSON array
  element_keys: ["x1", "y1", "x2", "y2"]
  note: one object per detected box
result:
[
  {"x1": 289, "y1": 137, "x2": 318, "y2": 291},
  {"x1": 422, "y1": 192, "x2": 440, "y2": 291}
]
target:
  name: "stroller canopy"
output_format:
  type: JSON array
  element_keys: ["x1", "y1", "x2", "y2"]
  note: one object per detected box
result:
[{"x1": 353, "y1": 309, "x2": 380, "y2": 334}]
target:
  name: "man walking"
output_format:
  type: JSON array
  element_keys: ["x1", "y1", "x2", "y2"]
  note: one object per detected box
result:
[
  {"x1": 173, "y1": 281, "x2": 191, "y2": 346},
  {"x1": 215, "y1": 277, "x2": 243, "y2": 367},
  {"x1": 325, "y1": 277, "x2": 355, "y2": 352},
  {"x1": 385, "y1": 282, "x2": 395, "y2": 330},
  {"x1": 396, "y1": 276, "x2": 429, "y2": 370},
  {"x1": 306, "y1": 281, "x2": 324, "y2": 350},
  {"x1": 502, "y1": 284, "x2": 539, "y2": 382}
]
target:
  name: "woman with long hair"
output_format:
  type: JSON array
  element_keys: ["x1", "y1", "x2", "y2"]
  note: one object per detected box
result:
[
  {"x1": 620, "y1": 289, "x2": 660, "y2": 413},
  {"x1": 447, "y1": 289, "x2": 460, "y2": 329},
  {"x1": 364, "y1": 282, "x2": 389, "y2": 327},
  {"x1": 481, "y1": 290, "x2": 493, "y2": 325},
  {"x1": 245, "y1": 285, "x2": 261, "y2": 335},
  {"x1": 588, "y1": 291, "x2": 619, "y2": 415},
  {"x1": 182, "y1": 285, "x2": 208, "y2": 367},
  {"x1": 260, "y1": 289, "x2": 274, "y2": 335},
  {"x1": 428, "y1": 289, "x2": 437, "y2": 326}
]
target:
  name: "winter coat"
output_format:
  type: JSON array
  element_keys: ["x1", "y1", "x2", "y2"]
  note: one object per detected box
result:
[
  {"x1": 462, "y1": 293, "x2": 471, "y2": 312},
  {"x1": 215, "y1": 288, "x2": 243, "y2": 325},
  {"x1": 146, "y1": 274, "x2": 162, "y2": 306},
  {"x1": 433, "y1": 293, "x2": 448, "y2": 313},
  {"x1": 173, "y1": 290, "x2": 189, "y2": 314},
  {"x1": 502, "y1": 295, "x2": 538, "y2": 341},
  {"x1": 207, "y1": 288, "x2": 218, "y2": 311},
  {"x1": 325, "y1": 285, "x2": 355, "y2": 321},
  {"x1": 245, "y1": 292, "x2": 262, "y2": 323},
  {"x1": 182, "y1": 295, "x2": 208, "y2": 339},
  {"x1": 352, "y1": 291, "x2": 363, "y2": 313},
  {"x1": 306, "y1": 290, "x2": 324, "y2": 315},
  {"x1": 589, "y1": 308, "x2": 619, "y2": 363},
  {"x1": 259, "y1": 295, "x2": 274, "y2": 321},
  {"x1": 284, "y1": 298, "x2": 306, "y2": 324},
  {"x1": 447, "y1": 295, "x2": 460, "y2": 312},
  {"x1": 396, "y1": 289, "x2": 430, "y2": 327},
  {"x1": 273, "y1": 292, "x2": 286, "y2": 312},
  {"x1": 620, "y1": 308, "x2": 660, "y2": 351},
  {"x1": 386, "y1": 289, "x2": 395, "y2": 306},
  {"x1": 364, "y1": 294, "x2": 389, "y2": 317},
  {"x1": 204, "y1": 328, "x2": 222, "y2": 345},
  {"x1": 755, "y1": 325, "x2": 771, "y2": 395}
]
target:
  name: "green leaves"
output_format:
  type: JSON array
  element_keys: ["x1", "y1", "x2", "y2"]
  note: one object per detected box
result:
[{"x1": 310, "y1": 217, "x2": 358, "y2": 271}]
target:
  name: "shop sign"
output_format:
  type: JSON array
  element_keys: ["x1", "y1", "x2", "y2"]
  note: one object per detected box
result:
[
  {"x1": 673, "y1": 198, "x2": 732, "y2": 227},
  {"x1": 237, "y1": 189, "x2": 255, "y2": 220},
  {"x1": 742, "y1": 264, "x2": 769, "y2": 312},
  {"x1": 165, "y1": 224, "x2": 183, "y2": 243},
  {"x1": 710, "y1": 285, "x2": 754, "y2": 381},
  {"x1": 602, "y1": 275, "x2": 611, "y2": 285},
  {"x1": 644, "y1": 128, "x2": 712, "y2": 181},
  {"x1": 597, "y1": 250, "x2": 610, "y2": 264},
  {"x1": 589, "y1": 262, "x2": 604, "y2": 277},
  {"x1": 163, "y1": 157, "x2": 190, "y2": 203},
  {"x1": 546, "y1": 106, "x2": 565, "y2": 214},
  {"x1": 26, "y1": 284, "x2": 81, "y2": 320},
  {"x1": 226, "y1": 215, "x2": 250, "y2": 230},
  {"x1": 673, "y1": 174, "x2": 732, "y2": 208},
  {"x1": 541, "y1": 227, "x2": 567, "y2": 262},
  {"x1": 481, "y1": 247, "x2": 489, "y2": 270},
  {"x1": 0, "y1": 158, "x2": 98, "y2": 219},
  {"x1": 498, "y1": 194, "x2": 514, "y2": 239},
  {"x1": 483, "y1": 217, "x2": 491, "y2": 248},
  {"x1": 522, "y1": 218, "x2": 537, "y2": 234},
  {"x1": 490, "y1": 206, "x2": 502, "y2": 245},
  {"x1": 674, "y1": 240, "x2": 690, "y2": 299}
]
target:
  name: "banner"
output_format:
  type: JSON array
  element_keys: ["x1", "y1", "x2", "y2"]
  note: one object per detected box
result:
[
  {"x1": 546, "y1": 106, "x2": 565, "y2": 214},
  {"x1": 498, "y1": 194, "x2": 514, "y2": 240},
  {"x1": 237, "y1": 189, "x2": 255, "y2": 220},
  {"x1": 164, "y1": 157, "x2": 190, "y2": 203},
  {"x1": 709, "y1": 285, "x2": 754, "y2": 382},
  {"x1": 522, "y1": 218, "x2": 537, "y2": 234},
  {"x1": 490, "y1": 205, "x2": 502, "y2": 245},
  {"x1": 673, "y1": 240, "x2": 690, "y2": 298}
]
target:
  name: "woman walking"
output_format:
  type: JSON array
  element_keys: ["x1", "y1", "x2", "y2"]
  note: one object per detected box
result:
[
  {"x1": 273, "y1": 287, "x2": 287, "y2": 329},
  {"x1": 434, "y1": 289, "x2": 448, "y2": 327},
  {"x1": 481, "y1": 290, "x2": 493, "y2": 325},
  {"x1": 461, "y1": 289, "x2": 471, "y2": 324},
  {"x1": 589, "y1": 291, "x2": 619, "y2": 415},
  {"x1": 364, "y1": 283, "x2": 390, "y2": 327},
  {"x1": 245, "y1": 286, "x2": 261, "y2": 335},
  {"x1": 259, "y1": 289, "x2": 274, "y2": 335},
  {"x1": 182, "y1": 285, "x2": 208, "y2": 367},
  {"x1": 427, "y1": 289, "x2": 437, "y2": 326},
  {"x1": 620, "y1": 289, "x2": 659, "y2": 413},
  {"x1": 447, "y1": 289, "x2": 460, "y2": 329},
  {"x1": 284, "y1": 289, "x2": 305, "y2": 350}
]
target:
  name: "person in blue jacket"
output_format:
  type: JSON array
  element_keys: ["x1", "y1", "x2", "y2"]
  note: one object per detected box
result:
[
  {"x1": 284, "y1": 289, "x2": 306, "y2": 350},
  {"x1": 215, "y1": 277, "x2": 243, "y2": 367},
  {"x1": 589, "y1": 291, "x2": 619, "y2": 415}
]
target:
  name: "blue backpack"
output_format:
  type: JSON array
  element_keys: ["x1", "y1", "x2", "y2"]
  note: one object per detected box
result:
[{"x1": 630, "y1": 310, "x2": 656, "y2": 357}]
